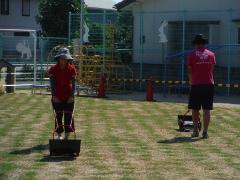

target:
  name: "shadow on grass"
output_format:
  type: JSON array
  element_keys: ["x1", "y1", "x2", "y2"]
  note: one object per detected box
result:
[
  {"x1": 39, "y1": 155, "x2": 76, "y2": 162},
  {"x1": 9, "y1": 144, "x2": 49, "y2": 155},
  {"x1": 9, "y1": 144, "x2": 77, "y2": 162},
  {"x1": 157, "y1": 136, "x2": 202, "y2": 144}
]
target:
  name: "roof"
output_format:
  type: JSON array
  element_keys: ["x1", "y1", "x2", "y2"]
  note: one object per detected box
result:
[
  {"x1": 84, "y1": 0, "x2": 116, "y2": 10},
  {"x1": 0, "y1": 60, "x2": 15, "y2": 68},
  {"x1": 114, "y1": 0, "x2": 136, "y2": 10}
]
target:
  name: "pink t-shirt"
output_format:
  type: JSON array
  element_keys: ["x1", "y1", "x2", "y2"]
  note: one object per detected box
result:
[{"x1": 188, "y1": 48, "x2": 216, "y2": 85}]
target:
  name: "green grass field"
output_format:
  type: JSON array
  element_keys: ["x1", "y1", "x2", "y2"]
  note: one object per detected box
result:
[{"x1": 0, "y1": 94, "x2": 240, "y2": 179}]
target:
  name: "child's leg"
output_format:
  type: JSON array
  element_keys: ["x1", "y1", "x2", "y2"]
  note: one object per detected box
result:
[
  {"x1": 63, "y1": 102, "x2": 74, "y2": 132},
  {"x1": 52, "y1": 101, "x2": 64, "y2": 133}
]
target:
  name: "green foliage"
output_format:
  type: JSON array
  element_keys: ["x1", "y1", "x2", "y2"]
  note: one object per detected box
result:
[
  {"x1": 116, "y1": 12, "x2": 133, "y2": 49},
  {"x1": 37, "y1": 0, "x2": 81, "y2": 37},
  {"x1": 89, "y1": 23, "x2": 103, "y2": 46},
  {"x1": 115, "y1": 12, "x2": 133, "y2": 63}
]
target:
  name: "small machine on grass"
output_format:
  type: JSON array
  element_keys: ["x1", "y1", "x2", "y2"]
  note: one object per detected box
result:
[
  {"x1": 49, "y1": 107, "x2": 81, "y2": 157},
  {"x1": 178, "y1": 110, "x2": 202, "y2": 132}
]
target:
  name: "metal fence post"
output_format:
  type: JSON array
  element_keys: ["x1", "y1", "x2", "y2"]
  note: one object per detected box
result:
[
  {"x1": 181, "y1": 10, "x2": 186, "y2": 93},
  {"x1": 40, "y1": 36, "x2": 44, "y2": 85},
  {"x1": 140, "y1": 11, "x2": 143, "y2": 89},
  {"x1": 103, "y1": 10, "x2": 106, "y2": 69},
  {"x1": 68, "y1": 12, "x2": 72, "y2": 46},
  {"x1": 227, "y1": 9, "x2": 233, "y2": 96}
]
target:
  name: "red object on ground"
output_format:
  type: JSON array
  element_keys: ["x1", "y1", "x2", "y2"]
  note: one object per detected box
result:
[
  {"x1": 98, "y1": 77, "x2": 106, "y2": 98},
  {"x1": 146, "y1": 78, "x2": 155, "y2": 101}
]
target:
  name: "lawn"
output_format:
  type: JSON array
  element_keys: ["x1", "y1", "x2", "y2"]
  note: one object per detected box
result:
[{"x1": 0, "y1": 93, "x2": 240, "y2": 179}]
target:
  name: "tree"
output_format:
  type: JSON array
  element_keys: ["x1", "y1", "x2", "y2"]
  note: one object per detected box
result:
[
  {"x1": 37, "y1": 0, "x2": 81, "y2": 37},
  {"x1": 115, "y1": 12, "x2": 133, "y2": 63}
]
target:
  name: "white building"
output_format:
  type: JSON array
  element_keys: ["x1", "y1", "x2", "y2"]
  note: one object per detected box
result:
[
  {"x1": 0, "y1": 0, "x2": 115, "y2": 32},
  {"x1": 0, "y1": 0, "x2": 40, "y2": 31},
  {"x1": 115, "y1": 0, "x2": 240, "y2": 67}
]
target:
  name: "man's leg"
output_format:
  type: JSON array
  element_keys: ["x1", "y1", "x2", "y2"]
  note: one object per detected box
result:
[
  {"x1": 201, "y1": 85, "x2": 214, "y2": 139},
  {"x1": 202, "y1": 110, "x2": 210, "y2": 139},
  {"x1": 189, "y1": 85, "x2": 201, "y2": 137},
  {"x1": 52, "y1": 102, "x2": 64, "y2": 134},
  {"x1": 192, "y1": 109, "x2": 200, "y2": 132},
  {"x1": 191, "y1": 109, "x2": 200, "y2": 137},
  {"x1": 203, "y1": 110, "x2": 210, "y2": 132},
  {"x1": 63, "y1": 102, "x2": 75, "y2": 137}
]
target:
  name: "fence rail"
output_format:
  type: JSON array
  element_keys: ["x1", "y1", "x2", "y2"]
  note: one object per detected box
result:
[{"x1": 0, "y1": 9, "x2": 240, "y2": 95}]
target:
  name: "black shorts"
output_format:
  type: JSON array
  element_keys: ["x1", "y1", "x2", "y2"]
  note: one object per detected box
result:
[{"x1": 188, "y1": 84, "x2": 214, "y2": 110}]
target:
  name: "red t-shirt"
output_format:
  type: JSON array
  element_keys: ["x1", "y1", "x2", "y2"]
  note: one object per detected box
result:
[
  {"x1": 49, "y1": 63, "x2": 77, "y2": 101},
  {"x1": 188, "y1": 48, "x2": 216, "y2": 85}
]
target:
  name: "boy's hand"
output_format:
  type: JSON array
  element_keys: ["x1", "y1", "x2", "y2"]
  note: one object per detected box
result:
[
  {"x1": 67, "y1": 96, "x2": 74, "y2": 103},
  {"x1": 52, "y1": 96, "x2": 61, "y2": 103}
]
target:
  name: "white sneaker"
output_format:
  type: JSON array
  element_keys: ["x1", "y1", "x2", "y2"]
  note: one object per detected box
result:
[
  {"x1": 56, "y1": 133, "x2": 63, "y2": 140},
  {"x1": 65, "y1": 132, "x2": 70, "y2": 140}
]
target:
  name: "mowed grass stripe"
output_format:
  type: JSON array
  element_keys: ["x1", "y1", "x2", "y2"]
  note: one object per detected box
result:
[
  {"x1": 0, "y1": 94, "x2": 240, "y2": 179},
  {"x1": 16, "y1": 95, "x2": 72, "y2": 180},
  {"x1": 195, "y1": 109, "x2": 240, "y2": 177},
  {"x1": 137, "y1": 102, "x2": 197, "y2": 178},
  {"x1": 100, "y1": 101, "x2": 154, "y2": 178},
  {"x1": 129, "y1": 102, "x2": 229, "y2": 178},
  {"x1": 162, "y1": 108, "x2": 240, "y2": 179},
  {"x1": 4, "y1": 95, "x2": 51, "y2": 179},
  {"x1": 0, "y1": 94, "x2": 35, "y2": 138},
  {"x1": 67, "y1": 98, "x2": 112, "y2": 179},
  {"x1": 85, "y1": 98, "x2": 139, "y2": 177},
  {"x1": 76, "y1": 99, "x2": 137, "y2": 178},
  {"x1": 0, "y1": 94, "x2": 41, "y2": 178}
]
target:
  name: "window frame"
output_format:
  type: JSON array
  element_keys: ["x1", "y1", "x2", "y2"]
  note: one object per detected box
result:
[
  {"x1": 22, "y1": 0, "x2": 30, "y2": 16},
  {"x1": 0, "y1": 0, "x2": 9, "y2": 15},
  {"x1": 238, "y1": 27, "x2": 240, "y2": 44},
  {"x1": 14, "y1": 31, "x2": 30, "y2": 37}
]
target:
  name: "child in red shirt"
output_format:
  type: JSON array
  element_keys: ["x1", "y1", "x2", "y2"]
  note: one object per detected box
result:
[
  {"x1": 49, "y1": 48, "x2": 77, "y2": 140},
  {"x1": 188, "y1": 34, "x2": 216, "y2": 139}
]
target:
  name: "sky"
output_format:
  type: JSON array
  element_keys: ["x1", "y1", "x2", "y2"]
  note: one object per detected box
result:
[{"x1": 113, "y1": 0, "x2": 122, "y2": 3}]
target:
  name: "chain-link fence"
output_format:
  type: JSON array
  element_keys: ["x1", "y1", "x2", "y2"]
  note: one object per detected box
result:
[
  {"x1": 68, "y1": 9, "x2": 240, "y2": 95},
  {"x1": 0, "y1": 31, "x2": 67, "y2": 90},
  {"x1": 0, "y1": 9, "x2": 240, "y2": 95}
]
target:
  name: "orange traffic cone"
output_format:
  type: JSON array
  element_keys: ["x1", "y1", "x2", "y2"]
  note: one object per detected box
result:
[
  {"x1": 146, "y1": 78, "x2": 155, "y2": 102},
  {"x1": 98, "y1": 77, "x2": 106, "y2": 98}
]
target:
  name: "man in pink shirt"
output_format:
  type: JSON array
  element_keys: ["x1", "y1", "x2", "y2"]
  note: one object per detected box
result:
[{"x1": 188, "y1": 34, "x2": 216, "y2": 139}]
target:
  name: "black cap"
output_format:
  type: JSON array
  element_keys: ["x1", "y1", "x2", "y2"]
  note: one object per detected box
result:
[{"x1": 192, "y1": 34, "x2": 208, "y2": 45}]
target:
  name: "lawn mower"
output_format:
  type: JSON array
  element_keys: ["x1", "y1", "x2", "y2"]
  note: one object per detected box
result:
[
  {"x1": 177, "y1": 110, "x2": 202, "y2": 132},
  {"x1": 49, "y1": 106, "x2": 81, "y2": 157}
]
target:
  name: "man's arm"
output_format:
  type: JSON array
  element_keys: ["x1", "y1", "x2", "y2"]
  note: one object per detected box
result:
[
  {"x1": 49, "y1": 75, "x2": 56, "y2": 96},
  {"x1": 50, "y1": 75, "x2": 61, "y2": 103},
  {"x1": 188, "y1": 66, "x2": 192, "y2": 85},
  {"x1": 71, "y1": 76, "x2": 76, "y2": 97}
]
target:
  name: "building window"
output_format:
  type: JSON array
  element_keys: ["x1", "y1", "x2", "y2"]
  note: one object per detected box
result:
[
  {"x1": 22, "y1": 0, "x2": 30, "y2": 16},
  {"x1": 14, "y1": 32, "x2": 30, "y2": 36},
  {"x1": 238, "y1": 28, "x2": 240, "y2": 44},
  {"x1": 0, "y1": 0, "x2": 9, "y2": 15}
]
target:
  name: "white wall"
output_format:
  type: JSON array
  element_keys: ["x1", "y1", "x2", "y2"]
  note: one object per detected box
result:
[
  {"x1": 129, "y1": 0, "x2": 240, "y2": 66},
  {"x1": 0, "y1": 0, "x2": 40, "y2": 31}
]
